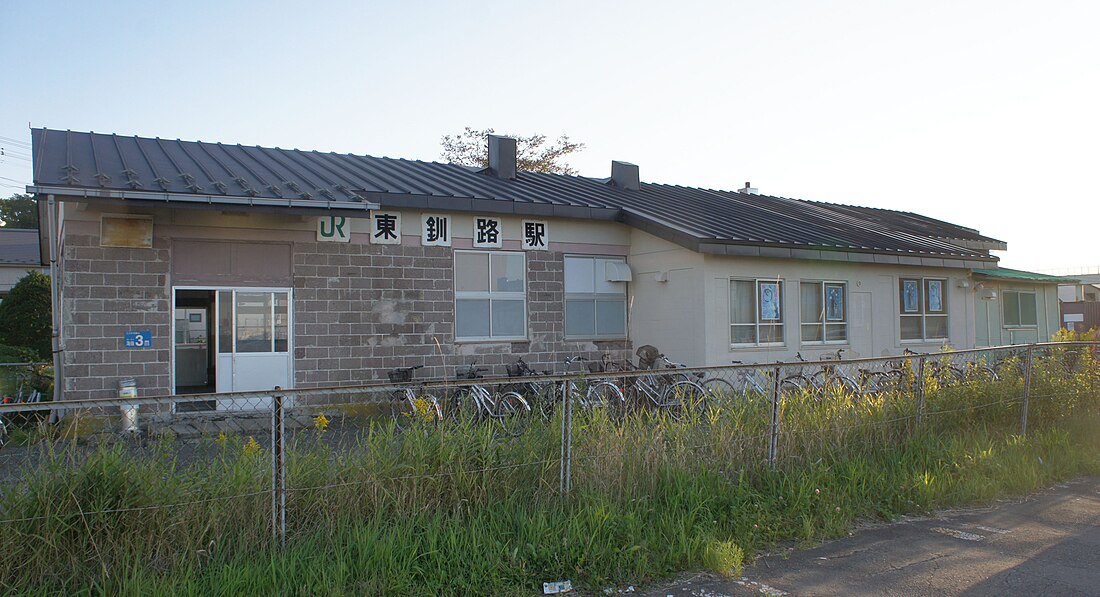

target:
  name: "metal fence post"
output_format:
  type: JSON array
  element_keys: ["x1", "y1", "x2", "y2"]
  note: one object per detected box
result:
[
  {"x1": 271, "y1": 386, "x2": 286, "y2": 549},
  {"x1": 768, "y1": 365, "x2": 781, "y2": 470},
  {"x1": 1021, "y1": 346, "x2": 1034, "y2": 436},
  {"x1": 915, "y1": 356, "x2": 926, "y2": 428},
  {"x1": 559, "y1": 380, "x2": 572, "y2": 496}
]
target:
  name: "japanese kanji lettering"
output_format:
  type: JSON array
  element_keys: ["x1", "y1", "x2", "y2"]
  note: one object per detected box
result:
[{"x1": 522, "y1": 220, "x2": 548, "y2": 250}]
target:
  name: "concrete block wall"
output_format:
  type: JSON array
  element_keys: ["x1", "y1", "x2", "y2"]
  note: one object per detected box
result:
[
  {"x1": 291, "y1": 240, "x2": 631, "y2": 387},
  {"x1": 58, "y1": 213, "x2": 632, "y2": 400},
  {"x1": 60, "y1": 231, "x2": 171, "y2": 401}
]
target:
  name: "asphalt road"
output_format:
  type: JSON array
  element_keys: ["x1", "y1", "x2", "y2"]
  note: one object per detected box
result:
[{"x1": 641, "y1": 477, "x2": 1100, "y2": 597}]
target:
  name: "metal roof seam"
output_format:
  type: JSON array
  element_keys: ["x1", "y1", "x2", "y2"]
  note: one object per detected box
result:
[{"x1": 312, "y1": 152, "x2": 385, "y2": 194}]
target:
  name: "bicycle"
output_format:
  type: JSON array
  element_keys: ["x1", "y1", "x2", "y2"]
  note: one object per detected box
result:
[
  {"x1": 505, "y1": 357, "x2": 558, "y2": 420},
  {"x1": 0, "y1": 382, "x2": 45, "y2": 448},
  {"x1": 615, "y1": 354, "x2": 707, "y2": 419},
  {"x1": 704, "y1": 361, "x2": 779, "y2": 404},
  {"x1": 385, "y1": 365, "x2": 443, "y2": 429},
  {"x1": 562, "y1": 355, "x2": 626, "y2": 415},
  {"x1": 448, "y1": 362, "x2": 532, "y2": 436},
  {"x1": 806, "y1": 349, "x2": 861, "y2": 395}
]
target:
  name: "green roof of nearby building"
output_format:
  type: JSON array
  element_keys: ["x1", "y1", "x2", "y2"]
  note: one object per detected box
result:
[{"x1": 972, "y1": 268, "x2": 1080, "y2": 284}]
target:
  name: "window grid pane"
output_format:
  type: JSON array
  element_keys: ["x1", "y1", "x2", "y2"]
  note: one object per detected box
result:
[
  {"x1": 490, "y1": 299, "x2": 525, "y2": 337},
  {"x1": 825, "y1": 323, "x2": 847, "y2": 342},
  {"x1": 565, "y1": 256, "x2": 628, "y2": 339},
  {"x1": 1020, "y1": 293, "x2": 1038, "y2": 326},
  {"x1": 730, "y1": 280, "x2": 755, "y2": 325},
  {"x1": 455, "y1": 252, "x2": 489, "y2": 292},
  {"x1": 900, "y1": 277, "x2": 948, "y2": 341},
  {"x1": 456, "y1": 299, "x2": 490, "y2": 338},
  {"x1": 925, "y1": 316, "x2": 948, "y2": 339},
  {"x1": 235, "y1": 292, "x2": 272, "y2": 353},
  {"x1": 595, "y1": 299, "x2": 627, "y2": 336},
  {"x1": 1003, "y1": 291, "x2": 1021, "y2": 326},
  {"x1": 456, "y1": 251, "x2": 527, "y2": 339}
]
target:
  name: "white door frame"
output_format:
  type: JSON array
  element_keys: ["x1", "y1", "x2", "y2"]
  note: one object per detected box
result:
[{"x1": 170, "y1": 285, "x2": 295, "y2": 401}]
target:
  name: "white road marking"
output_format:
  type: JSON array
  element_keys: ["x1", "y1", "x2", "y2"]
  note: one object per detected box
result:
[{"x1": 974, "y1": 525, "x2": 1010, "y2": 534}]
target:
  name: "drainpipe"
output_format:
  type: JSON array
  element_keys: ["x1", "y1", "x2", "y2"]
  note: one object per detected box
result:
[{"x1": 46, "y1": 194, "x2": 64, "y2": 420}]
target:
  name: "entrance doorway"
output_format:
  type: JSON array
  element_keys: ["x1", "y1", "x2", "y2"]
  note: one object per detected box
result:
[
  {"x1": 173, "y1": 290, "x2": 217, "y2": 410},
  {"x1": 172, "y1": 287, "x2": 293, "y2": 411}
]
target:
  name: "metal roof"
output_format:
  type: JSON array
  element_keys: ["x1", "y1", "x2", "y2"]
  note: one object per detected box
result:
[
  {"x1": 972, "y1": 268, "x2": 1080, "y2": 284},
  {"x1": 0, "y1": 228, "x2": 42, "y2": 265},
  {"x1": 29, "y1": 128, "x2": 997, "y2": 262}
]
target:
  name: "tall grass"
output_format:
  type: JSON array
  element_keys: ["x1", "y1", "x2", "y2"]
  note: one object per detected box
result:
[{"x1": 1, "y1": 352, "x2": 1098, "y2": 595}]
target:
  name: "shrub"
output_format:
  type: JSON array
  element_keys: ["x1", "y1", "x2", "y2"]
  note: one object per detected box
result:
[
  {"x1": 704, "y1": 539, "x2": 744, "y2": 577},
  {"x1": 0, "y1": 270, "x2": 51, "y2": 359}
]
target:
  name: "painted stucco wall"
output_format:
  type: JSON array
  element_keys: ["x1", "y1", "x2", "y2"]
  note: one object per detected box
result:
[
  {"x1": 974, "y1": 282, "x2": 1060, "y2": 346},
  {"x1": 626, "y1": 230, "x2": 705, "y2": 367},
  {"x1": 698, "y1": 253, "x2": 979, "y2": 365}
]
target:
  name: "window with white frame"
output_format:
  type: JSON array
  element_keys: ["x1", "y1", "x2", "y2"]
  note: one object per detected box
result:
[
  {"x1": 1002, "y1": 290, "x2": 1038, "y2": 327},
  {"x1": 730, "y1": 279, "x2": 784, "y2": 345},
  {"x1": 564, "y1": 255, "x2": 627, "y2": 338},
  {"x1": 800, "y1": 281, "x2": 847, "y2": 343},
  {"x1": 454, "y1": 251, "x2": 526, "y2": 340},
  {"x1": 899, "y1": 277, "x2": 947, "y2": 341}
]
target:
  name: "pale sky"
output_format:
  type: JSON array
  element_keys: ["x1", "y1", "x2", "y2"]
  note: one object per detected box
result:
[{"x1": 1, "y1": 0, "x2": 1096, "y2": 271}]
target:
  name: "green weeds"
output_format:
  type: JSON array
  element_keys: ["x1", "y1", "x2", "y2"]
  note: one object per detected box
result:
[{"x1": 0, "y1": 358, "x2": 1097, "y2": 595}]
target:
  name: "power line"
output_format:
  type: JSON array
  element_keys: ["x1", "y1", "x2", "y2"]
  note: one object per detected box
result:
[{"x1": 0, "y1": 135, "x2": 32, "y2": 148}]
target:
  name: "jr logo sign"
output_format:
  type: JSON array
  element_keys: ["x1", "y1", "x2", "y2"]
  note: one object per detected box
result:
[{"x1": 317, "y1": 216, "x2": 351, "y2": 242}]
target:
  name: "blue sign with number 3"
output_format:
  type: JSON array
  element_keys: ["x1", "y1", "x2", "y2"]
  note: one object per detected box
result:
[{"x1": 125, "y1": 330, "x2": 152, "y2": 348}]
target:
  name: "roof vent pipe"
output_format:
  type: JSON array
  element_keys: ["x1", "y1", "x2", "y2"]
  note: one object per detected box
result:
[
  {"x1": 739, "y1": 181, "x2": 759, "y2": 195},
  {"x1": 487, "y1": 135, "x2": 517, "y2": 179},
  {"x1": 611, "y1": 161, "x2": 639, "y2": 191}
]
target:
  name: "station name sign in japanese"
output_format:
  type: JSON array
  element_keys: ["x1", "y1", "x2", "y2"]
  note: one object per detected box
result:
[{"x1": 354, "y1": 212, "x2": 550, "y2": 250}]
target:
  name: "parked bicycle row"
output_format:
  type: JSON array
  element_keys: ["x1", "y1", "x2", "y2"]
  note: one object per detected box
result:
[
  {"x1": 383, "y1": 349, "x2": 713, "y2": 436},
  {"x1": 376, "y1": 343, "x2": 1079, "y2": 435}
]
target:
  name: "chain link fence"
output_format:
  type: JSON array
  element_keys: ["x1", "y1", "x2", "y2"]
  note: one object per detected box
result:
[{"x1": 0, "y1": 342, "x2": 1097, "y2": 572}]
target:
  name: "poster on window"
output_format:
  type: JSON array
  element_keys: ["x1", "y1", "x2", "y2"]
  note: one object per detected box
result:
[
  {"x1": 902, "y1": 280, "x2": 920, "y2": 313},
  {"x1": 927, "y1": 280, "x2": 943, "y2": 313},
  {"x1": 825, "y1": 285, "x2": 844, "y2": 321},
  {"x1": 759, "y1": 282, "x2": 780, "y2": 321}
]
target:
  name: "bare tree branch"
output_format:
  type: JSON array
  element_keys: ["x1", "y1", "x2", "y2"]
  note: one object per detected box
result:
[{"x1": 440, "y1": 128, "x2": 585, "y2": 175}]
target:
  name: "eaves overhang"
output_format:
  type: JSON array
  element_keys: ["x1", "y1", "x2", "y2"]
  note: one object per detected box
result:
[
  {"x1": 696, "y1": 239, "x2": 997, "y2": 269},
  {"x1": 27, "y1": 185, "x2": 381, "y2": 212}
]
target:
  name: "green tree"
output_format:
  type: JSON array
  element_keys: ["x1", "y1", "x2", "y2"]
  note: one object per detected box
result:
[
  {"x1": 0, "y1": 194, "x2": 38, "y2": 229},
  {"x1": 440, "y1": 127, "x2": 585, "y2": 175},
  {"x1": 0, "y1": 270, "x2": 51, "y2": 360}
]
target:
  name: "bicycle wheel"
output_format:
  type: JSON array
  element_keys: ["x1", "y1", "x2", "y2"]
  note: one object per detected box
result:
[
  {"x1": 780, "y1": 374, "x2": 809, "y2": 394},
  {"x1": 495, "y1": 391, "x2": 532, "y2": 436},
  {"x1": 660, "y1": 380, "x2": 708, "y2": 419},
  {"x1": 446, "y1": 388, "x2": 483, "y2": 424},
  {"x1": 536, "y1": 382, "x2": 560, "y2": 420},
  {"x1": 701, "y1": 377, "x2": 737, "y2": 406},
  {"x1": 585, "y1": 381, "x2": 626, "y2": 416}
]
